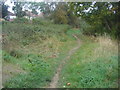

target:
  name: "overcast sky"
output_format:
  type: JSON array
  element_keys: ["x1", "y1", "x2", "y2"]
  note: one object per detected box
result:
[
  {"x1": 5, "y1": 0, "x2": 44, "y2": 13},
  {"x1": 5, "y1": 0, "x2": 14, "y2": 13}
]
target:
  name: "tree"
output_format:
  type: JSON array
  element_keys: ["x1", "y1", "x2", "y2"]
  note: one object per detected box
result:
[
  {"x1": 31, "y1": 9, "x2": 38, "y2": 15},
  {"x1": 52, "y1": 3, "x2": 68, "y2": 24},
  {"x1": 38, "y1": 2, "x2": 57, "y2": 17},
  {"x1": 12, "y1": 2, "x2": 26, "y2": 18},
  {"x1": 24, "y1": 2, "x2": 57, "y2": 18},
  {"x1": 51, "y1": 2, "x2": 79, "y2": 26},
  {"x1": 67, "y1": 6, "x2": 80, "y2": 27},
  {"x1": 2, "y1": 2, "x2": 8, "y2": 18},
  {"x1": 70, "y1": 2, "x2": 119, "y2": 37},
  {"x1": 28, "y1": 2, "x2": 54, "y2": 17}
]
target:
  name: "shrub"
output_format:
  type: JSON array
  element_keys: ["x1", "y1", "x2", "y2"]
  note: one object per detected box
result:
[
  {"x1": 13, "y1": 18, "x2": 29, "y2": 23},
  {"x1": 53, "y1": 9, "x2": 68, "y2": 24},
  {"x1": 32, "y1": 18, "x2": 52, "y2": 25},
  {"x1": 10, "y1": 50, "x2": 23, "y2": 58}
]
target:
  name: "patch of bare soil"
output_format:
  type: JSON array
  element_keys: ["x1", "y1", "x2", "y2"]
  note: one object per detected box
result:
[{"x1": 2, "y1": 63, "x2": 26, "y2": 85}]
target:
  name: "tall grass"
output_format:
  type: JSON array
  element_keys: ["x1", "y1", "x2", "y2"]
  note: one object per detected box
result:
[
  {"x1": 2, "y1": 20, "x2": 76, "y2": 88},
  {"x1": 58, "y1": 35, "x2": 118, "y2": 88},
  {"x1": 2, "y1": 19, "x2": 118, "y2": 88}
]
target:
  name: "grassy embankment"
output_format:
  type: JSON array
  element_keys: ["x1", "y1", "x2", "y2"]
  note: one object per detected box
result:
[
  {"x1": 2, "y1": 19, "x2": 118, "y2": 88},
  {"x1": 58, "y1": 31, "x2": 118, "y2": 88},
  {"x1": 2, "y1": 20, "x2": 79, "y2": 88}
]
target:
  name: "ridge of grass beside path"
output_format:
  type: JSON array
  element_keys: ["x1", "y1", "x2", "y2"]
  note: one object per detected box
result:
[
  {"x1": 3, "y1": 23, "x2": 79, "y2": 88},
  {"x1": 58, "y1": 34, "x2": 118, "y2": 88},
  {"x1": 3, "y1": 39, "x2": 76, "y2": 88}
]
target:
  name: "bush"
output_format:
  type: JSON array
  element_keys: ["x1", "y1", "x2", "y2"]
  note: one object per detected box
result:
[
  {"x1": 51, "y1": 3, "x2": 68, "y2": 24},
  {"x1": 10, "y1": 50, "x2": 23, "y2": 58},
  {"x1": 32, "y1": 18, "x2": 52, "y2": 25},
  {"x1": 13, "y1": 18, "x2": 29, "y2": 23},
  {"x1": 2, "y1": 19, "x2": 71, "y2": 48},
  {"x1": 2, "y1": 21, "x2": 9, "y2": 24},
  {"x1": 52, "y1": 10, "x2": 68, "y2": 24}
]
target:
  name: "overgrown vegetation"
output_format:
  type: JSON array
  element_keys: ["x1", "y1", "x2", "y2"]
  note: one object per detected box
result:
[
  {"x1": 2, "y1": 19, "x2": 77, "y2": 88},
  {"x1": 70, "y1": 2, "x2": 119, "y2": 38},
  {"x1": 1, "y1": 1, "x2": 118, "y2": 88},
  {"x1": 58, "y1": 34, "x2": 118, "y2": 88}
]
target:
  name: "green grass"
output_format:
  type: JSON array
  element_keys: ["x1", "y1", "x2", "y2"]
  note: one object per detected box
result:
[
  {"x1": 2, "y1": 21, "x2": 77, "y2": 88},
  {"x1": 3, "y1": 37, "x2": 77, "y2": 88},
  {"x1": 58, "y1": 35, "x2": 118, "y2": 88},
  {"x1": 2, "y1": 20, "x2": 118, "y2": 88},
  {"x1": 4, "y1": 53, "x2": 53, "y2": 88},
  {"x1": 66, "y1": 29, "x2": 82, "y2": 39}
]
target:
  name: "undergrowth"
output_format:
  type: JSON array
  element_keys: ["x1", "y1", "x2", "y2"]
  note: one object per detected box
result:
[
  {"x1": 58, "y1": 35, "x2": 118, "y2": 88},
  {"x1": 2, "y1": 21, "x2": 78, "y2": 88},
  {"x1": 2, "y1": 19, "x2": 118, "y2": 88}
]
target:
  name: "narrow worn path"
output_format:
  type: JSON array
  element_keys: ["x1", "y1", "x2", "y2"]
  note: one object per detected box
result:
[{"x1": 48, "y1": 34, "x2": 81, "y2": 88}]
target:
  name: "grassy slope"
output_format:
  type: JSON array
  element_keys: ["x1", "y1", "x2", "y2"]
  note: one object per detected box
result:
[
  {"x1": 3, "y1": 39, "x2": 77, "y2": 88},
  {"x1": 58, "y1": 34, "x2": 118, "y2": 88},
  {"x1": 2, "y1": 22, "x2": 78, "y2": 88},
  {"x1": 2, "y1": 21, "x2": 118, "y2": 88}
]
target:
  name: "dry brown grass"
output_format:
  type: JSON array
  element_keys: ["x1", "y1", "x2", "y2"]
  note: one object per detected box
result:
[
  {"x1": 83, "y1": 35, "x2": 118, "y2": 64},
  {"x1": 95, "y1": 36, "x2": 118, "y2": 57},
  {"x1": 22, "y1": 37, "x2": 62, "y2": 57}
]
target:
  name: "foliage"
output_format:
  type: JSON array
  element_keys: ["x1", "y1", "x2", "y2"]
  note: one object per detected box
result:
[
  {"x1": 2, "y1": 2, "x2": 8, "y2": 18},
  {"x1": 27, "y1": 2, "x2": 56, "y2": 17},
  {"x1": 2, "y1": 19, "x2": 70, "y2": 52},
  {"x1": 52, "y1": 3, "x2": 68, "y2": 24},
  {"x1": 67, "y1": 9, "x2": 80, "y2": 28},
  {"x1": 12, "y1": 2, "x2": 26, "y2": 18},
  {"x1": 31, "y1": 9, "x2": 38, "y2": 15},
  {"x1": 2, "y1": 2, "x2": 118, "y2": 88},
  {"x1": 13, "y1": 17, "x2": 29, "y2": 23},
  {"x1": 32, "y1": 18, "x2": 52, "y2": 25},
  {"x1": 2, "y1": 20, "x2": 77, "y2": 88},
  {"x1": 58, "y1": 34, "x2": 118, "y2": 88},
  {"x1": 51, "y1": 2, "x2": 80, "y2": 27},
  {"x1": 4, "y1": 53, "x2": 52, "y2": 88},
  {"x1": 70, "y1": 2, "x2": 119, "y2": 38},
  {"x1": 3, "y1": 50, "x2": 23, "y2": 63}
]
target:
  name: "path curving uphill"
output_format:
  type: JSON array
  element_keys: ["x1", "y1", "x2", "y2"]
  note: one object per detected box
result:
[{"x1": 48, "y1": 34, "x2": 81, "y2": 88}]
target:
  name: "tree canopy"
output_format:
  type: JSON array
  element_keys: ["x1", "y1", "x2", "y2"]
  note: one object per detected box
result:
[
  {"x1": 2, "y1": 2, "x2": 8, "y2": 18},
  {"x1": 12, "y1": 2, "x2": 26, "y2": 17},
  {"x1": 69, "y1": 2, "x2": 119, "y2": 38},
  {"x1": 2, "y1": 1, "x2": 119, "y2": 38}
]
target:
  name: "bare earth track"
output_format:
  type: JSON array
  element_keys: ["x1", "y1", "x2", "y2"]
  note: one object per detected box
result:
[{"x1": 48, "y1": 34, "x2": 81, "y2": 88}]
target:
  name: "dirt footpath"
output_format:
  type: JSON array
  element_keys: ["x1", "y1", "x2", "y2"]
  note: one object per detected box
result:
[{"x1": 48, "y1": 34, "x2": 81, "y2": 88}]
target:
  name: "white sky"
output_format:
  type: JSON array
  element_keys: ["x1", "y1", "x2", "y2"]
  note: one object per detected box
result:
[
  {"x1": 5, "y1": 0, "x2": 15, "y2": 13},
  {"x1": 84, "y1": 1, "x2": 96, "y2": 12},
  {"x1": 4, "y1": 0, "x2": 44, "y2": 13}
]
